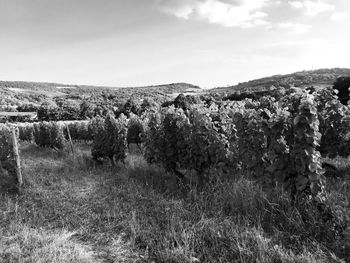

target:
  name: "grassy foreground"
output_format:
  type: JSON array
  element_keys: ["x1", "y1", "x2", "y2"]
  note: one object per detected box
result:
[{"x1": 0, "y1": 143, "x2": 349, "y2": 262}]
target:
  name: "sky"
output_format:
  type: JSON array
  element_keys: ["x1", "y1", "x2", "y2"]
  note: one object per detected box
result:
[{"x1": 0, "y1": 0, "x2": 349, "y2": 88}]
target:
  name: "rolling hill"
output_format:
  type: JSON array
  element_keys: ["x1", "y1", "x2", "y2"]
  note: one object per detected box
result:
[
  {"x1": 2, "y1": 67, "x2": 350, "y2": 109},
  {"x1": 211, "y1": 68, "x2": 350, "y2": 94},
  {"x1": 0, "y1": 81, "x2": 201, "y2": 108}
]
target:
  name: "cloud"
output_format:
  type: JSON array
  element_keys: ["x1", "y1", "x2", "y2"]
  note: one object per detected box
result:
[
  {"x1": 268, "y1": 22, "x2": 312, "y2": 34},
  {"x1": 264, "y1": 38, "x2": 328, "y2": 49},
  {"x1": 157, "y1": 0, "x2": 272, "y2": 28},
  {"x1": 288, "y1": 0, "x2": 335, "y2": 16},
  {"x1": 257, "y1": 38, "x2": 330, "y2": 64},
  {"x1": 330, "y1": 12, "x2": 348, "y2": 21}
]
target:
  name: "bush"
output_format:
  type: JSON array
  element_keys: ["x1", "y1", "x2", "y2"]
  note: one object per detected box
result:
[
  {"x1": 144, "y1": 91, "x2": 327, "y2": 201},
  {"x1": 333, "y1": 76, "x2": 350, "y2": 105},
  {"x1": 91, "y1": 113, "x2": 128, "y2": 165},
  {"x1": 88, "y1": 117, "x2": 104, "y2": 140},
  {"x1": 127, "y1": 115, "x2": 145, "y2": 148},
  {"x1": 64, "y1": 121, "x2": 91, "y2": 142},
  {"x1": 0, "y1": 124, "x2": 20, "y2": 192},
  {"x1": 143, "y1": 107, "x2": 235, "y2": 184},
  {"x1": 33, "y1": 122, "x2": 66, "y2": 149},
  {"x1": 18, "y1": 123, "x2": 34, "y2": 142}
]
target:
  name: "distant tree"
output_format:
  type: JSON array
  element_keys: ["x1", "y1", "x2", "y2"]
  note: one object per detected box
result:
[
  {"x1": 93, "y1": 106, "x2": 104, "y2": 117},
  {"x1": 124, "y1": 98, "x2": 140, "y2": 116},
  {"x1": 200, "y1": 95, "x2": 215, "y2": 107},
  {"x1": 17, "y1": 103, "x2": 39, "y2": 112},
  {"x1": 161, "y1": 94, "x2": 200, "y2": 111},
  {"x1": 79, "y1": 101, "x2": 95, "y2": 119},
  {"x1": 174, "y1": 94, "x2": 190, "y2": 110},
  {"x1": 185, "y1": 95, "x2": 201, "y2": 105},
  {"x1": 305, "y1": 86, "x2": 316, "y2": 94},
  {"x1": 161, "y1": 100, "x2": 174, "y2": 108},
  {"x1": 37, "y1": 102, "x2": 61, "y2": 121},
  {"x1": 139, "y1": 98, "x2": 158, "y2": 115},
  {"x1": 115, "y1": 98, "x2": 141, "y2": 117}
]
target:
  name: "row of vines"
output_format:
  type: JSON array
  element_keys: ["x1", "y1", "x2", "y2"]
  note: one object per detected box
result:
[
  {"x1": 0, "y1": 124, "x2": 21, "y2": 193},
  {"x1": 7, "y1": 86, "x2": 350, "y2": 202},
  {"x1": 142, "y1": 87, "x2": 350, "y2": 202},
  {"x1": 17, "y1": 121, "x2": 91, "y2": 145},
  {"x1": 14, "y1": 115, "x2": 143, "y2": 160}
]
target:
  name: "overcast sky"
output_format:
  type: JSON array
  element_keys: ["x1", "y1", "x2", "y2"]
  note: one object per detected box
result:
[{"x1": 0, "y1": 0, "x2": 349, "y2": 88}]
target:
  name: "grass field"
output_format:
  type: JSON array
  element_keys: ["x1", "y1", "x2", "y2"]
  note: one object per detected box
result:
[{"x1": 1, "y1": 143, "x2": 349, "y2": 262}]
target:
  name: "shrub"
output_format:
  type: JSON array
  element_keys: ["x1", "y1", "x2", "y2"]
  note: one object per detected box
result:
[
  {"x1": 18, "y1": 123, "x2": 34, "y2": 142},
  {"x1": 91, "y1": 113, "x2": 128, "y2": 165},
  {"x1": 64, "y1": 121, "x2": 91, "y2": 142},
  {"x1": 88, "y1": 117, "x2": 105, "y2": 140},
  {"x1": 143, "y1": 107, "x2": 235, "y2": 184},
  {"x1": 333, "y1": 76, "x2": 350, "y2": 105},
  {"x1": 127, "y1": 115, "x2": 145, "y2": 149},
  {"x1": 33, "y1": 122, "x2": 66, "y2": 149},
  {"x1": 0, "y1": 124, "x2": 20, "y2": 192}
]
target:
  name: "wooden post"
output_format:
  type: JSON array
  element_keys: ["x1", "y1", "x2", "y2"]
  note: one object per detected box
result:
[
  {"x1": 66, "y1": 125, "x2": 75, "y2": 156},
  {"x1": 11, "y1": 128, "x2": 23, "y2": 188}
]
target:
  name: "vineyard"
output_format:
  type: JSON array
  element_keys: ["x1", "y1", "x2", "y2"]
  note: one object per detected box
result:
[
  {"x1": 2, "y1": 86, "x2": 350, "y2": 206},
  {"x1": 1, "y1": 85, "x2": 350, "y2": 262},
  {"x1": 0, "y1": 124, "x2": 22, "y2": 193}
]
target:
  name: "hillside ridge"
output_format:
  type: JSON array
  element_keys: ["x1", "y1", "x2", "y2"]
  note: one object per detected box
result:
[
  {"x1": 211, "y1": 68, "x2": 350, "y2": 93},
  {"x1": 0, "y1": 80, "x2": 200, "y2": 92}
]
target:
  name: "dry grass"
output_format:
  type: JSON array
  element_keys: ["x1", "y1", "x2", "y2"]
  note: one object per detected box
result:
[
  {"x1": 0, "y1": 143, "x2": 349, "y2": 262},
  {"x1": 0, "y1": 223, "x2": 96, "y2": 263}
]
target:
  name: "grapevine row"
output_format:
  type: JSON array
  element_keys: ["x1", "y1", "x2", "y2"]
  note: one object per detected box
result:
[{"x1": 142, "y1": 90, "x2": 330, "y2": 201}]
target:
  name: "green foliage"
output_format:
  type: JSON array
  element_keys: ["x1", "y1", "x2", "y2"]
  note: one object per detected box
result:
[
  {"x1": 37, "y1": 102, "x2": 61, "y2": 121},
  {"x1": 18, "y1": 123, "x2": 34, "y2": 142},
  {"x1": 139, "y1": 98, "x2": 159, "y2": 115},
  {"x1": 127, "y1": 115, "x2": 145, "y2": 146},
  {"x1": 1, "y1": 133, "x2": 348, "y2": 262},
  {"x1": 0, "y1": 125, "x2": 19, "y2": 191},
  {"x1": 144, "y1": 106, "x2": 236, "y2": 182},
  {"x1": 333, "y1": 76, "x2": 350, "y2": 105},
  {"x1": 233, "y1": 108, "x2": 266, "y2": 175},
  {"x1": 64, "y1": 121, "x2": 91, "y2": 142},
  {"x1": 38, "y1": 100, "x2": 82, "y2": 121},
  {"x1": 33, "y1": 122, "x2": 66, "y2": 149},
  {"x1": 79, "y1": 101, "x2": 95, "y2": 119},
  {"x1": 91, "y1": 113, "x2": 128, "y2": 165},
  {"x1": 161, "y1": 94, "x2": 202, "y2": 111},
  {"x1": 233, "y1": 93, "x2": 325, "y2": 200},
  {"x1": 88, "y1": 116, "x2": 105, "y2": 140},
  {"x1": 122, "y1": 98, "x2": 141, "y2": 117},
  {"x1": 184, "y1": 108, "x2": 235, "y2": 175},
  {"x1": 291, "y1": 93, "x2": 325, "y2": 200},
  {"x1": 144, "y1": 91, "x2": 329, "y2": 201},
  {"x1": 59, "y1": 101, "x2": 81, "y2": 121},
  {"x1": 315, "y1": 88, "x2": 350, "y2": 158},
  {"x1": 17, "y1": 103, "x2": 39, "y2": 112},
  {"x1": 143, "y1": 111, "x2": 163, "y2": 165},
  {"x1": 155, "y1": 108, "x2": 190, "y2": 174}
]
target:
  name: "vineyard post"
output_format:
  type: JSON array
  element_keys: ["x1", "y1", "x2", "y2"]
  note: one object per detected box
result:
[
  {"x1": 66, "y1": 125, "x2": 75, "y2": 156},
  {"x1": 11, "y1": 128, "x2": 23, "y2": 189}
]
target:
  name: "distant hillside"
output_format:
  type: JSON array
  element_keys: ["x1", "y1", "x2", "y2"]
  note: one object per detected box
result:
[
  {"x1": 211, "y1": 68, "x2": 350, "y2": 94},
  {"x1": 0, "y1": 80, "x2": 201, "y2": 108},
  {"x1": 0, "y1": 81, "x2": 200, "y2": 95}
]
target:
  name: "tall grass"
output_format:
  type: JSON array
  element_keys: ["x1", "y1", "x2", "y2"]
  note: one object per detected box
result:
[
  {"x1": 0, "y1": 143, "x2": 349, "y2": 262},
  {"x1": 1, "y1": 223, "x2": 96, "y2": 263}
]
